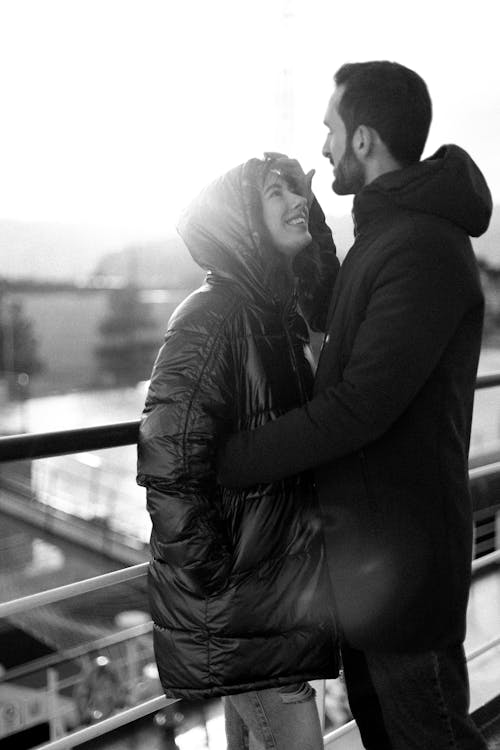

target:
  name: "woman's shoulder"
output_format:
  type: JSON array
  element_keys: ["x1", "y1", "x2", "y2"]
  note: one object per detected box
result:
[{"x1": 168, "y1": 281, "x2": 243, "y2": 334}]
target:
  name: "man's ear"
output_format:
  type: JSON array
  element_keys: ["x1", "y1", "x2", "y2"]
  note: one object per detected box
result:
[{"x1": 352, "y1": 125, "x2": 374, "y2": 160}]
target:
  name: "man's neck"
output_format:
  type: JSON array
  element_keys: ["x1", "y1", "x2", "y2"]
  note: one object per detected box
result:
[{"x1": 364, "y1": 154, "x2": 403, "y2": 187}]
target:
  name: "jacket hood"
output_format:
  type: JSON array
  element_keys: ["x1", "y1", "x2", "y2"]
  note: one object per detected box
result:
[
  {"x1": 177, "y1": 159, "x2": 282, "y2": 302},
  {"x1": 354, "y1": 144, "x2": 493, "y2": 238}
]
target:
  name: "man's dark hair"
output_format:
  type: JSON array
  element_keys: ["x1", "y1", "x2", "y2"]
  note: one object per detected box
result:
[{"x1": 334, "y1": 61, "x2": 432, "y2": 166}]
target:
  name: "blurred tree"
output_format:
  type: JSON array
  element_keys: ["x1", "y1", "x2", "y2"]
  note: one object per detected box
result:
[
  {"x1": 95, "y1": 285, "x2": 160, "y2": 386},
  {"x1": 0, "y1": 289, "x2": 43, "y2": 397}
]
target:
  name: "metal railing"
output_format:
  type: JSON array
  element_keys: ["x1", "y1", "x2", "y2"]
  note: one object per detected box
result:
[
  {"x1": 0, "y1": 545, "x2": 498, "y2": 750},
  {"x1": 1, "y1": 371, "x2": 500, "y2": 749},
  {"x1": 0, "y1": 563, "x2": 148, "y2": 619},
  {"x1": 1, "y1": 372, "x2": 500, "y2": 463},
  {"x1": 0, "y1": 420, "x2": 139, "y2": 462},
  {"x1": 0, "y1": 546, "x2": 498, "y2": 750}
]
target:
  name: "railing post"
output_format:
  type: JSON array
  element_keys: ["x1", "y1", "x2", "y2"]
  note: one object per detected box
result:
[{"x1": 47, "y1": 668, "x2": 65, "y2": 741}]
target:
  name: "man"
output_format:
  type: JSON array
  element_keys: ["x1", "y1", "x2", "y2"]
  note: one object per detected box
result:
[{"x1": 218, "y1": 61, "x2": 492, "y2": 749}]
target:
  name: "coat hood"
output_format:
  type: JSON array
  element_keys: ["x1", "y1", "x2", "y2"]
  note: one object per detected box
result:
[
  {"x1": 177, "y1": 159, "x2": 282, "y2": 302},
  {"x1": 354, "y1": 144, "x2": 493, "y2": 238}
]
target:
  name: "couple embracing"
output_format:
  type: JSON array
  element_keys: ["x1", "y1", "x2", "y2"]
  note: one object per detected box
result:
[{"x1": 137, "y1": 61, "x2": 492, "y2": 750}]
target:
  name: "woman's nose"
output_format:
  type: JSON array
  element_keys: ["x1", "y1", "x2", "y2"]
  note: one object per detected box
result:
[{"x1": 290, "y1": 192, "x2": 307, "y2": 210}]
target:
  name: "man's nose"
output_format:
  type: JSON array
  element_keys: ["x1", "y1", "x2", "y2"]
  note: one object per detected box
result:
[{"x1": 322, "y1": 136, "x2": 330, "y2": 159}]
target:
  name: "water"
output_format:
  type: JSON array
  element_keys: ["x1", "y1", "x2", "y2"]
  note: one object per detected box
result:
[
  {"x1": 2, "y1": 382, "x2": 151, "y2": 544},
  {"x1": 3, "y1": 349, "x2": 500, "y2": 548}
]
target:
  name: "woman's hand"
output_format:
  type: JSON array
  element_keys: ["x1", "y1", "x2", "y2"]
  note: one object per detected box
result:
[{"x1": 264, "y1": 152, "x2": 315, "y2": 207}]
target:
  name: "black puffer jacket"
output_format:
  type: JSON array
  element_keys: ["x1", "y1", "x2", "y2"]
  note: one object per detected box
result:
[{"x1": 137, "y1": 159, "x2": 339, "y2": 699}]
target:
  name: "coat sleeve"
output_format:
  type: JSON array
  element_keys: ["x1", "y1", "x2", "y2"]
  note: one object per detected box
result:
[
  {"x1": 138, "y1": 313, "x2": 235, "y2": 595},
  {"x1": 293, "y1": 196, "x2": 339, "y2": 332},
  {"x1": 217, "y1": 239, "x2": 481, "y2": 486}
]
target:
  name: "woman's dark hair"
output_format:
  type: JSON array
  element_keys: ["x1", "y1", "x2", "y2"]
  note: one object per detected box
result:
[{"x1": 334, "y1": 61, "x2": 432, "y2": 166}]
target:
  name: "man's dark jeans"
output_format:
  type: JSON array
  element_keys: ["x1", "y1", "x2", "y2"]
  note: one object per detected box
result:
[{"x1": 341, "y1": 642, "x2": 488, "y2": 749}]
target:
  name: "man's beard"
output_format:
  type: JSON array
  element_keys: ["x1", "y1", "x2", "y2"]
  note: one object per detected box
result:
[{"x1": 332, "y1": 143, "x2": 366, "y2": 196}]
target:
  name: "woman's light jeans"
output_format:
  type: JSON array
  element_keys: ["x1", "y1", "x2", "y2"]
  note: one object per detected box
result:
[{"x1": 224, "y1": 682, "x2": 323, "y2": 750}]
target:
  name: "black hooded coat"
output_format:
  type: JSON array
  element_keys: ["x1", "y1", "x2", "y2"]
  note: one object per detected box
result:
[
  {"x1": 218, "y1": 145, "x2": 493, "y2": 652},
  {"x1": 137, "y1": 159, "x2": 340, "y2": 699}
]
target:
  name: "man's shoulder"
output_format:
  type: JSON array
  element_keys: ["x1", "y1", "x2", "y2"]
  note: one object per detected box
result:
[{"x1": 363, "y1": 209, "x2": 476, "y2": 267}]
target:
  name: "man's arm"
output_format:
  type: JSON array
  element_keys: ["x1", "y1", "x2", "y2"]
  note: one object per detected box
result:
[{"x1": 218, "y1": 240, "x2": 476, "y2": 486}]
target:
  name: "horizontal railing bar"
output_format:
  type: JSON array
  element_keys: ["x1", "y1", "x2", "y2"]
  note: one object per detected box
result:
[
  {"x1": 33, "y1": 694, "x2": 174, "y2": 750},
  {"x1": 475, "y1": 373, "x2": 500, "y2": 390},
  {"x1": 0, "y1": 562, "x2": 148, "y2": 618},
  {"x1": 469, "y1": 461, "x2": 500, "y2": 480},
  {"x1": 324, "y1": 719, "x2": 357, "y2": 744},
  {"x1": 0, "y1": 620, "x2": 153, "y2": 683},
  {"x1": 466, "y1": 634, "x2": 500, "y2": 662},
  {"x1": 0, "y1": 372, "x2": 499, "y2": 464},
  {"x1": 471, "y1": 548, "x2": 500, "y2": 572},
  {"x1": 0, "y1": 536, "x2": 498, "y2": 623},
  {"x1": 0, "y1": 420, "x2": 140, "y2": 462}
]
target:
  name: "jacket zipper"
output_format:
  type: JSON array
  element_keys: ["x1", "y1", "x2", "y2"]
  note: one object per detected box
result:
[{"x1": 281, "y1": 304, "x2": 308, "y2": 405}]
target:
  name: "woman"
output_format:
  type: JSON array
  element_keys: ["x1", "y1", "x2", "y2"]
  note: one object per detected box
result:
[{"x1": 137, "y1": 153, "x2": 339, "y2": 749}]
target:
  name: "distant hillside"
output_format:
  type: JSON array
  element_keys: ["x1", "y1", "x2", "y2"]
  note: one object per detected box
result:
[
  {"x1": 90, "y1": 236, "x2": 203, "y2": 289},
  {"x1": 0, "y1": 220, "x2": 152, "y2": 283},
  {"x1": 0, "y1": 206, "x2": 498, "y2": 285}
]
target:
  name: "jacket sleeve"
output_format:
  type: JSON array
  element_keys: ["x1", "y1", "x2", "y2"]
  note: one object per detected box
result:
[
  {"x1": 217, "y1": 240, "x2": 481, "y2": 486},
  {"x1": 138, "y1": 314, "x2": 235, "y2": 595},
  {"x1": 293, "y1": 196, "x2": 339, "y2": 332}
]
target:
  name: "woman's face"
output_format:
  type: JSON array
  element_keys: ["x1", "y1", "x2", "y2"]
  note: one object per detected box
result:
[{"x1": 260, "y1": 171, "x2": 311, "y2": 259}]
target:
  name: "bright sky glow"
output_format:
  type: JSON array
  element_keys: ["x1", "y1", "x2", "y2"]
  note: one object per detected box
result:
[{"x1": 0, "y1": 0, "x2": 498, "y2": 235}]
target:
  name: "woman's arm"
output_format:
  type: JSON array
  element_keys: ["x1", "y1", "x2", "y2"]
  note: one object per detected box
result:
[
  {"x1": 293, "y1": 197, "x2": 339, "y2": 332},
  {"x1": 137, "y1": 309, "x2": 235, "y2": 595}
]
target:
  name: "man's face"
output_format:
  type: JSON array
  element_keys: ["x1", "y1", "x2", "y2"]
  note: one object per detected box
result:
[{"x1": 322, "y1": 85, "x2": 366, "y2": 196}]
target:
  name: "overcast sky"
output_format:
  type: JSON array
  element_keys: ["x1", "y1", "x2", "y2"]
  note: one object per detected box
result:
[{"x1": 0, "y1": 0, "x2": 498, "y2": 237}]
